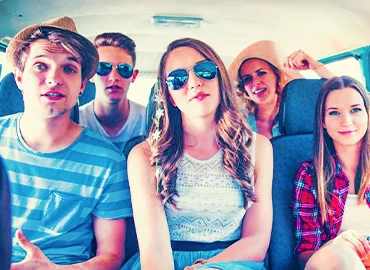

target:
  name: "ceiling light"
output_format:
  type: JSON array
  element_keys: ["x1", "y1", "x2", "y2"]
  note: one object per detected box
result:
[{"x1": 151, "y1": 15, "x2": 203, "y2": 28}]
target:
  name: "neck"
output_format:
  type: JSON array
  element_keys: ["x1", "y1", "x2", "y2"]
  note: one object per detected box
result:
[
  {"x1": 335, "y1": 142, "x2": 362, "y2": 174},
  {"x1": 256, "y1": 95, "x2": 278, "y2": 122},
  {"x1": 94, "y1": 99, "x2": 130, "y2": 128},
  {"x1": 182, "y1": 113, "x2": 217, "y2": 148},
  {"x1": 20, "y1": 112, "x2": 79, "y2": 152}
]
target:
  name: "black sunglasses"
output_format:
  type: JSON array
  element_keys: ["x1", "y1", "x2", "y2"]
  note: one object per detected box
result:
[
  {"x1": 166, "y1": 60, "x2": 218, "y2": 90},
  {"x1": 96, "y1": 62, "x2": 134, "y2": 79}
]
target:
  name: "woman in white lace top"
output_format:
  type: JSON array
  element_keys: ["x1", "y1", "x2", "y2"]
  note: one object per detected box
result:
[{"x1": 123, "y1": 38, "x2": 273, "y2": 270}]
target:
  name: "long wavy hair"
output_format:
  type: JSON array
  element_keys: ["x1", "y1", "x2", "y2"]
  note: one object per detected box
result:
[
  {"x1": 237, "y1": 58, "x2": 282, "y2": 118},
  {"x1": 313, "y1": 76, "x2": 370, "y2": 223},
  {"x1": 150, "y1": 38, "x2": 255, "y2": 208}
]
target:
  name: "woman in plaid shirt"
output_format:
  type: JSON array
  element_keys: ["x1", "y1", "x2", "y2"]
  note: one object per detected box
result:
[{"x1": 292, "y1": 76, "x2": 370, "y2": 269}]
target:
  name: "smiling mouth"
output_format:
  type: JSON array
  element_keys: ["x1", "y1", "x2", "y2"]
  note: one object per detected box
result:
[
  {"x1": 338, "y1": 130, "x2": 356, "y2": 135},
  {"x1": 253, "y1": 88, "x2": 266, "y2": 95}
]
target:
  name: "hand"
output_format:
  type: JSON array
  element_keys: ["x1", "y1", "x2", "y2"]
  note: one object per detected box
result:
[
  {"x1": 11, "y1": 229, "x2": 57, "y2": 270},
  {"x1": 332, "y1": 229, "x2": 370, "y2": 261},
  {"x1": 184, "y1": 263, "x2": 203, "y2": 270},
  {"x1": 284, "y1": 49, "x2": 323, "y2": 71}
]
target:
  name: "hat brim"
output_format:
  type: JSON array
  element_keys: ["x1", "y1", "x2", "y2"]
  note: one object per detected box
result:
[{"x1": 6, "y1": 18, "x2": 98, "y2": 79}]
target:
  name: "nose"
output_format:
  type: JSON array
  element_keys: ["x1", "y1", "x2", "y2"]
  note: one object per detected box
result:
[
  {"x1": 108, "y1": 66, "x2": 120, "y2": 82},
  {"x1": 252, "y1": 77, "x2": 260, "y2": 88},
  {"x1": 341, "y1": 112, "x2": 353, "y2": 126},
  {"x1": 187, "y1": 69, "x2": 202, "y2": 90},
  {"x1": 46, "y1": 67, "x2": 64, "y2": 86}
]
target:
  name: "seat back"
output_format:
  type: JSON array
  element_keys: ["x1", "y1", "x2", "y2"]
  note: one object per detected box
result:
[
  {"x1": 270, "y1": 134, "x2": 313, "y2": 269},
  {"x1": 269, "y1": 79, "x2": 325, "y2": 270},
  {"x1": 0, "y1": 156, "x2": 11, "y2": 270}
]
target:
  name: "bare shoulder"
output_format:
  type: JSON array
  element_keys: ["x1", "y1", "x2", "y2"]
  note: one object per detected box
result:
[
  {"x1": 254, "y1": 134, "x2": 273, "y2": 185},
  {"x1": 254, "y1": 133, "x2": 273, "y2": 155},
  {"x1": 127, "y1": 139, "x2": 152, "y2": 165}
]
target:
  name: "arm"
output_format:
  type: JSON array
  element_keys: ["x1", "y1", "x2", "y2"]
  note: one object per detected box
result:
[
  {"x1": 285, "y1": 50, "x2": 335, "y2": 79},
  {"x1": 127, "y1": 141, "x2": 174, "y2": 270},
  {"x1": 206, "y1": 134, "x2": 273, "y2": 263},
  {"x1": 61, "y1": 217, "x2": 126, "y2": 269},
  {"x1": 11, "y1": 222, "x2": 125, "y2": 270}
]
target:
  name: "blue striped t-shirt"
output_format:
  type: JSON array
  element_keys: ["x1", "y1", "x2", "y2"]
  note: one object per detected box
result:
[{"x1": 0, "y1": 113, "x2": 132, "y2": 265}]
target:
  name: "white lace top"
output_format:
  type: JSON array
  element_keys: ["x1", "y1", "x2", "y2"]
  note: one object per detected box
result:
[{"x1": 165, "y1": 133, "x2": 256, "y2": 242}]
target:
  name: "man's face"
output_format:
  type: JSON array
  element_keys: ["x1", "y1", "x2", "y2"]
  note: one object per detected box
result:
[
  {"x1": 92, "y1": 46, "x2": 138, "y2": 105},
  {"x1": 15, "y1": 39, "x2": 86, "y2": 119}
]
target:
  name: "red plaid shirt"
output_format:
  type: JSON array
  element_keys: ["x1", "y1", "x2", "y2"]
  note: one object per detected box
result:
[{"x1": 292, "y1": 158, "x2": 370, "y2": 254}]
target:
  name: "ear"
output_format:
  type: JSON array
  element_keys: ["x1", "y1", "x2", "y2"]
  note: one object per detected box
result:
[
  {"x1": 131, "y1": 69, "x2": 139, "y2": 83},
  {"x1": 14, "y1": 68, "x2": 24, "y2": 91},
  {"x1": 80, "y1": 78, "x2": 87, "y2": 96},
  {"x1": 323, "y1": 121, "x2": 326, "y2": 129}
]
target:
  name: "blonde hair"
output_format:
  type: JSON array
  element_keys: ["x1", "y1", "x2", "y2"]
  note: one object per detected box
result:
[
  {"x1": 237, "y1": 58, "x2": 282, "y2": 118},
  {"x1": 150, "y1": 38, "x2": 256, "y2": 208},
  {"x1": 313, "y1": 76, "x2": 370, "y2": 224}
]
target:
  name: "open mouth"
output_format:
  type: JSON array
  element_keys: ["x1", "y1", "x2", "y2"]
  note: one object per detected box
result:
[
  {"x1": 41, "y1": 92, "x2": 65, "y2": 100},
  {"x1": 253, "y1": 88, "x2": 266, "y2": 95}
]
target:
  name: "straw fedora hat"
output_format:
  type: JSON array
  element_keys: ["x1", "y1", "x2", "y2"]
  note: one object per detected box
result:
[
  {"x1": 6, "y1": 16, "x2": 98, "y2": 79},
  {"x1": 228, "y1": 40, "x2": 303, "y2": 91}
]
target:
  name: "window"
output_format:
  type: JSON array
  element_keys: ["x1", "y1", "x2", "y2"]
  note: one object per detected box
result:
[
  {"x1": 0, "y1": 51, "x2": 5, "y2": 78},
  {"x1": 127, "y1": 76, "x2": 156, "y2": 106},
  {"x1": 324, "y1": 57, "x2": 365, "y2": 85},
  {"x1": 300, "y1": 56, "x2": 365, "y2": 85}
]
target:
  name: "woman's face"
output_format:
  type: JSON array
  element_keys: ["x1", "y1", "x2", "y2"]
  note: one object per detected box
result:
[
  {"x1": 239, "y1": 58, "x2": 278, "y2": 106},
  {"x1": 324, "y1": 87, "x2": 368, "y2": 149},
  {"x1": 164, "y1": 46, "x2": 220, "y2": 119}
]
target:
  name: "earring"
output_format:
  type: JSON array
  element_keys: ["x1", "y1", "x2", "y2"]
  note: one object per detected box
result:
[{"x1": 79, "y1": 92, "x2": 82, "y2": 96}]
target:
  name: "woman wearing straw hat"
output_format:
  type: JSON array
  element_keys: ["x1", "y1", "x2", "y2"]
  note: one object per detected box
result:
[{"x1": 228, "y1": 40, "x2": 334, "y2": 139}]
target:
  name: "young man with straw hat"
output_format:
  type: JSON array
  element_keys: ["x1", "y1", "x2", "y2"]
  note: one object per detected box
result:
[
  {"x1": 2, "y1": 16, "x2": 132, "y2": 269},
  {"x1": 228, "y1": 40, "x2": 334, "y2": 139}
]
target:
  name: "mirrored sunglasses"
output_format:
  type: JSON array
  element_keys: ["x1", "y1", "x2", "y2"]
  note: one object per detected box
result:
[
  {"x1": 166, "y1": 60, "x2": 218, "y2": 90},
  {"x1": 96, "y1": 62, "x2": 134, "y2": 79}
]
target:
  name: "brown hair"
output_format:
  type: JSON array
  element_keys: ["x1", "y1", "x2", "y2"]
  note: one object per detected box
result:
[
  {"x1": 94, "y1": 32, "x2": 136, "y2": 66},
  {"x1": 14, "y1": 26, "x2": 98, "y2": 81},
  {"x1": 150, "y1": 38, "x2": 256, "y2": 208},
  {"x1": 313, "y1": 76, "x2": 370, "y2": 223}
]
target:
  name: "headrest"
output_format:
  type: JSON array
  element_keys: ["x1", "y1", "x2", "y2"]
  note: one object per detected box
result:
[
  {"x1": 145, "y1": 83, "x2": 156, "y2": 135},
  {"x1": 278, "y1": 78, "x2": 327, "y2": 135},
  {"x1": 79, "y1": 81, "x2": 96, "y2": 106},
  {"x1": 0, "y1": 73, "x2": 24, "y2": 117}
]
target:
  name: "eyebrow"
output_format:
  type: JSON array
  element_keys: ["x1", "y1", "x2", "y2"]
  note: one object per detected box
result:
[
  {"x1": 326, "y1": 104, "x2": 362, "y2": 111},
  {"x1": 31, "y1": 55, "x2": 79, "y2": 64}
]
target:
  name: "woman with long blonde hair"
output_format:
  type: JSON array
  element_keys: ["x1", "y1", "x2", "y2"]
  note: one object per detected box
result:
[
  {"x1": 123, "y1": 38, "x2": 273, "y2": 270},
  {"x1": 292, "y1": 76, "x2": 370, "y2": 269},
  {"x1": 228, "y1": 40, "x2": 334, "y2": 139}
]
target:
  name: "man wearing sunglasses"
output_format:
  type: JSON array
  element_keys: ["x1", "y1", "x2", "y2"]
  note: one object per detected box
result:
[{"x1": 79, "y1": 32, "x2": 146, "y2": 152}]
